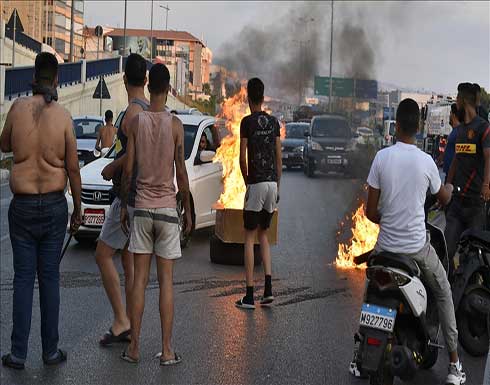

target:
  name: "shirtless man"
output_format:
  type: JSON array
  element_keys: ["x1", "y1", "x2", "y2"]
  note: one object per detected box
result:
[
  {"x1": 96, "y1": 110, "x2": 116, "y2": 154},
  {"x1": 0, "y1": 52, "x2": 82, "y2": 370}
]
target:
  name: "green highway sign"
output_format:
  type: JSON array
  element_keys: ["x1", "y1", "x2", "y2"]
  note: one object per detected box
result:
[{"x1": 314, "y1": 76, "x2": 354, "y2": 97}]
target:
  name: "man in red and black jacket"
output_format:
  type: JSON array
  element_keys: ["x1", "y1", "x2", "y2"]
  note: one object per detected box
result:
[{"x1": 445, "y1": 82, "x2": 490, "y2": 277}]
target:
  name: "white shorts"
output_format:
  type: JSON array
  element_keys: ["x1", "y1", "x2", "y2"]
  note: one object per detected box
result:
[
  {"x1": 244, "y1": 182, "x2": 278, "y2": 213},
  {"x1": 99, "y1": 198, "x2": 134, "y2": 250},
  {"x1": 128, "y1": 207, "x2": 181, "y2": 260}
]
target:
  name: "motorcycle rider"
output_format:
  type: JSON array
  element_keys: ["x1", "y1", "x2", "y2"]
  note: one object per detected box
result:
[
  {"x1": 350, "y1": 98, "x2": 466, "y2": 385},
  {"x1": 445, "y1": 82, "x2": 490, "y2": 278}
]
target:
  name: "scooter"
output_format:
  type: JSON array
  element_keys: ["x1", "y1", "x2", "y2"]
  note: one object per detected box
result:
[
  {"x1": 352, "y1": 221, "x2": 448, "y2": 385},
  {"x1": 451, "y1": 202, "x2": 490, "y2": 357}
]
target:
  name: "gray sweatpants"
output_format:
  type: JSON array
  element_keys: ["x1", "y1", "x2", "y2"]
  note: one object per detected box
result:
[{"x1": 374, "y1": 236, "x2": 458, "y2": 353}]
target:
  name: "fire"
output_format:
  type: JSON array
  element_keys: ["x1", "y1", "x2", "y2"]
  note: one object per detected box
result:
[
  {"x1": 336, "y1": 203, "x2": 379, "y2": 269},
  {"x1": 213, "y1": 86, "x2": 249, "y2": 209},
  {"x1": 280, "y1": 121, "x2": 286, "y2": 140}
]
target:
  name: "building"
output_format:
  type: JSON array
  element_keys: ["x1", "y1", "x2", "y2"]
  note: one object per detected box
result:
[
  {"x1": 84, "y1": 27, "x2": 212, "y2": 98},
  {"x1": 0, "y1": 0, "x2": 85, "y2": 62}
]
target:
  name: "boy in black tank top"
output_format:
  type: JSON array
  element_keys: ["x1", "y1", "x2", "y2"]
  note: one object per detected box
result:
[{"x1": 95, "y1": 54, "x2": 150, "y2": 346}]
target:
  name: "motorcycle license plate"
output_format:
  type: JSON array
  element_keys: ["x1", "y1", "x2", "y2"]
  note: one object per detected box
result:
[
  {"x1": 83, "y1": 209, "x2": 105, "y2": 226},
  {"x1": 359, "y1": 303, "x2": 396, "y2": 332}
]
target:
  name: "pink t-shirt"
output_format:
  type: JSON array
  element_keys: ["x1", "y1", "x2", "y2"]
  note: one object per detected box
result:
[{"x1": 133, "y1": 110, "x2": 176, "y2": 209}]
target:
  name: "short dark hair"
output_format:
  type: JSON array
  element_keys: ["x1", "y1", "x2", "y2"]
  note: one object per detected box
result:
[
  {"x1": 148, "y1": 63, "x2": 170, "y2": 94},
  {"x1": 450, "y1": 103, "x2": 458, "y2": 115},
  {"x1": 396, "y1": 98, "x2": 420, "y2": 136},
  {"x1": 105, "y1": 110, "x2": 113, "y2": 122},
  {"x1": 473, "y1": 83, "x2": 481, "y2": 94},
  {"x1": 457, "y1": 82, "x2": 477, "y2": 107},
  {"x1": 247, "y1": 77, "x2": 264, "y2": 104},
  {"x1": 34, "y1": 52, "x2": 58, "y2": 85},
  {"x1": 124, "y1": 53, "x2": 147, "y2": 87}
]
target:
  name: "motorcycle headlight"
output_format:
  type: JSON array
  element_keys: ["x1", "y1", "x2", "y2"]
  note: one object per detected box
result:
[
  {"x1": 311, "y1": 141, "x2": 323, "y2": 151},
  {"x1": 294, "y1": 146, "x2": 304, "y2": 153}
]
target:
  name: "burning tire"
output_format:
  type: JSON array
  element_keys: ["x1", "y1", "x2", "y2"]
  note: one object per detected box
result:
[{"x1": 209, "y1": 235, "x2": 262, "y2": 266}]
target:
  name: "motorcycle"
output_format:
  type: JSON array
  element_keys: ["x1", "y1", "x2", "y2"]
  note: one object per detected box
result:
[
  {"x1": 352, "y1": 221, "x2": 448, "y2": 385},
  {"x1": 451, "y1": 202, "x2": 490, "y2": 357}
]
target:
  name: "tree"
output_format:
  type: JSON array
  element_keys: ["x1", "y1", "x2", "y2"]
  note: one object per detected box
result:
[
  {"x1": 481, "y1": 87, "x2": 490, "y2": 111},
  {"x1": 202, "y1": 83, "x2": 211, "y2": 96}
]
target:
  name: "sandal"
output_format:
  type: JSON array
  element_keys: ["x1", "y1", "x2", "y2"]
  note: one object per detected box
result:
[
  {"x1": 1, "y1": 354, "x2": 25, "y2": 370},
  {"x1": 160, "y1": 353, "x2": 182, "y2": 366},
  {"x1": 100, "y1": 328, "x2": 131, "y2": 346},
  {"x1": 120, "y1": 350, "x2": 139, "y2": 364},
  {"x1": 43, "y1": 349, "x2": 67, "y2": 366}
]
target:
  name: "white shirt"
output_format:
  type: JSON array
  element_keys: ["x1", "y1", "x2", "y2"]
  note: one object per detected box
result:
[{"x1": 367, "y1": 142, "x2": 442, "y2": 254}]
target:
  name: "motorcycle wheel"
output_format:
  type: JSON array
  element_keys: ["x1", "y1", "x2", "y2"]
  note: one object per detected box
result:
[{"x1": 457, "y1": 284, "x2": 490, "y2": 357}]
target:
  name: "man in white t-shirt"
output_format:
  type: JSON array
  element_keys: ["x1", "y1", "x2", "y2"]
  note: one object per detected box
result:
[{"x1": 351, "y1": 99, "x2": 465, "y2": 385}]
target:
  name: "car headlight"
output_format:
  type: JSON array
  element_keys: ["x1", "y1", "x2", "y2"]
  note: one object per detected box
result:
[
  {"x1": 281, "y1": 146, "x2": 285, "y2": 151},
  {"x1": 311, "y1": 141, "x2": 323, "y2": 151},
  {"x1": 294, "y1": 146, "x2": 304, "y2": 153}
]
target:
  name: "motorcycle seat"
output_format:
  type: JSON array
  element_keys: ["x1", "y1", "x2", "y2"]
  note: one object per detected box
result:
[
  {"x1": 369, "y1": 251, "x2": 420, "y2": 277},
  {"x1": 460, "y1": 228, "x2": 490, "y2": 249}
]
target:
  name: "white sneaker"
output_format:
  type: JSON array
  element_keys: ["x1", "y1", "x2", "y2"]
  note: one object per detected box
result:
[{"x1": 446, "y1": 362, "x2": 466, "y2": 385}]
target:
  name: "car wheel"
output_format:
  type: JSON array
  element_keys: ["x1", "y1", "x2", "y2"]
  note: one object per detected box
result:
[
  {"x1": 209, "y1": 235, "x2": 262, "y2": 265},
  {"x1": 176, "y1": 193, "x2": 195, "y2": 249}
]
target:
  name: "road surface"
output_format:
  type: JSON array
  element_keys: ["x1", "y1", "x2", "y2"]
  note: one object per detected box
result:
[{"x1": 0, "y1": 171, "x2": 485, "y2": 385}]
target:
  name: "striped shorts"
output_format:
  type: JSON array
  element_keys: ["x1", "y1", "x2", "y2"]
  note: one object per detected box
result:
[{"x1": 128, "y1": 207, "x2": 181, "y2": 260}]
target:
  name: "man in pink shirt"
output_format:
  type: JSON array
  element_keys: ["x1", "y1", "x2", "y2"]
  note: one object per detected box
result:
[{"x1": 119, "y1": 63, "x2": 192, "y2": 366}]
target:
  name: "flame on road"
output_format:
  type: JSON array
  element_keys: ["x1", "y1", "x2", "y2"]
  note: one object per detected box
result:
[
  {"x1": 213, "y1": 86, "x2": 249, "y2": 209},
  {"x1": 336, "y1": 202, "x2": 379, "y2": 269}
]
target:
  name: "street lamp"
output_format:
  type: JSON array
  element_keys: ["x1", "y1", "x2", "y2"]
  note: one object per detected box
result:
[{"x1": 159, "y1": 4, "x2": 170, "y2": 62}]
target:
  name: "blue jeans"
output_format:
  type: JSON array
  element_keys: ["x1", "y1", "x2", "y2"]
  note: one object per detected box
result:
[{"x1": 8, "y1": 191, "x2": 68, "y2": 360}]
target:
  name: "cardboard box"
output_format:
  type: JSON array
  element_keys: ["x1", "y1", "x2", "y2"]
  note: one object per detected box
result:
[{"x1": 214, "y1": 207, "x2": 278, "y2": 245}]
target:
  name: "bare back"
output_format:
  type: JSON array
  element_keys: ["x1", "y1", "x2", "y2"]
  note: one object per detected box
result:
[
  {"x1": 4, "y1": 95, "x2": 74, "y2": 194},
  {"x1": 98, "y1": 124, "x2": 116, "y2": 149}
]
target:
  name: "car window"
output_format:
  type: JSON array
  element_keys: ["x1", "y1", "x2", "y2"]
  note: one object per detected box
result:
[
  {"x1": 312, "y1": 118, "x2": 350, "y2": 138},
  {"x1": 73, "y1": 119, "x2": 104, "y2": 139},
  {"x1": 286, "y1": 124, "x2": 306, "y2": 139},
  {"x1": 201, "y1": 125, "x2": 217, "y2": 150},
  {"x1": 184, "y1": 124, "x2": 199, "y2": 160}
]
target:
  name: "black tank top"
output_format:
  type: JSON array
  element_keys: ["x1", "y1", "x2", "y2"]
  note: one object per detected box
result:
[{"x1": 111, "y1": 98, "x2": 150, "y2": 204}]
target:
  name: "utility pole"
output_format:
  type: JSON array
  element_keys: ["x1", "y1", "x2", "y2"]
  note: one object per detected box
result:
[
  {"x1": 69, "y1": 0, "x2": 75, "y2": 61},
  {"x1": 159, "y1": 4, "x2": 170, "y2": 63},
  {"x1": 12, "y1": 8, "x2": 16, "y2": 68},
  {"x1": 123, "y1": 0, "x2": 127, "y2": 56},
  {"x1": 150, "y1": 0, "x2": 154, "y2": 60},
  {"x1": 328, "y1": 0, "x2": 334, "y2": 113}
]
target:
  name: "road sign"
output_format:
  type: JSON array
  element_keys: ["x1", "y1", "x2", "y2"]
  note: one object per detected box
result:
[
  {"x1": 355, "y1": 79, "x2": 378, "y2": 99},
  {"x1": 6, "y1": 9, "x2": 24, "y2": 32},
  {"x1": 94, "y1": 25, "x2": 103, "y2": 37},
  {"x1": 93, "y1": 77, "x2": 111, "y2": 99},
  {"x1": 314, "y1": 76, "x2": 353, "y2": 97}
]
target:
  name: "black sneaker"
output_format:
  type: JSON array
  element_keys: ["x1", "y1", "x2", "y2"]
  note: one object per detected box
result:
[
  {"x1": 235, "y1": 296, "x2": 255, "y2": 309},
  {"x1": 260, "y1": 295, "x2": 274, "y2": 305}
]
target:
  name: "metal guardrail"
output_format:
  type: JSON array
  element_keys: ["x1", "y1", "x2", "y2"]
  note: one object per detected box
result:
[
  {"x1": 5, "y1": 28, "x2": 42, "y2": 53},
  {"x1": 4, "y1": 65, "x2": 34, "y2": 99},
  {"x1": 58, "y1": 62, "x2": 82, "y2": 87},
  {"x1": 86, "y1": 58, "x2": 119, "y2": 80}
]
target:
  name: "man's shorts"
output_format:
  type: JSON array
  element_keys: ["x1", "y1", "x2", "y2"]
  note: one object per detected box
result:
[
  {"x1": 99, "y1": 197, "x2": 133, "y2": 250},
  {"x1": 129, "y1": 208, "x2": 182, "y2": 260},
  {"x1": 243, "y1": 182, "x2": 278, "y2": 230}
]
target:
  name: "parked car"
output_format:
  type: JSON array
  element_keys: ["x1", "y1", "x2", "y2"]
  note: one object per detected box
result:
[
  {"x1": 282, "y1": 122, "x2": 308, "y2": 170},
  {"x1": 67, "y1": 114, "x2": 223, "y2": 247},
  {"x1": 172, "y1": 108, "x2": 203, "y2": 116},
  {"x1": 355, "y1": 126, "x2": 374, "y2": 145},
  {"x1": 73, "y1": 115, "x2": 104, "y2": 168},
  {"x1": 303, "y1": 115, "x2": 355, "y2": 177}
]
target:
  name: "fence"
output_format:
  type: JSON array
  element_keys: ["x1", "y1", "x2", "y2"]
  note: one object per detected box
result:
[
  {"x1": 5, "y1": 27, "x2": 42, "y2": 54},
  {"x1": 4, "y1": 57, "x2": 122, "y2": 99}
]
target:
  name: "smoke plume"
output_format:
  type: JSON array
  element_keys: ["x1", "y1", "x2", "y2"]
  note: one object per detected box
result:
[{"x1": 215, "y1": 2, "x2": 379, "y2": 102}]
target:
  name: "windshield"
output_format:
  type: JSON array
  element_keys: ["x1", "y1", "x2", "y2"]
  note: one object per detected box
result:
[
  {"x1": 312, "y1": 118, "x2": 350, "y2": 138},
  {"x1": 286, "y1": 124, "x2": 307, "y2": 139},
  {"x1": 184, "y1": 124, "x2": 198, "y2": 160},
  {"x1": 73, "y1": 119, "x2": 103, "y2": 139}
]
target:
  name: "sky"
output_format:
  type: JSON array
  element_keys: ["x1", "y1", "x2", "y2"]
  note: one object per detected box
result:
[{"x1": 84, "y1": 1, "x2": 490, "y2": 95}]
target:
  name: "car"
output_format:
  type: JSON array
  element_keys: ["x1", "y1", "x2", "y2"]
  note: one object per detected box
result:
[
  {"x1": 303, "y1": 115, "x2": 355, "y2": 177},
  {"x1": 281, "y1": 122, "x2": 308, "y2": 170},
  {"x1": 172, "y1": 108, "x2": 203, "y2": 116},
  {"x1": 355, "y1": 126, "x2": 374, "y2": 145},
  {"x1": 66, "y1": 114, "x2": 223, "y2": 247},
  {"x1": 73, "y1": 115, "x2": 105, "y2": 168}
]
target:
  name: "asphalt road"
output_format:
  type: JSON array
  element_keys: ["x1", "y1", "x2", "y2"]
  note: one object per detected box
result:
[{"x1": 0, "y1": 170, "x2": 486, "y2": 385}]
